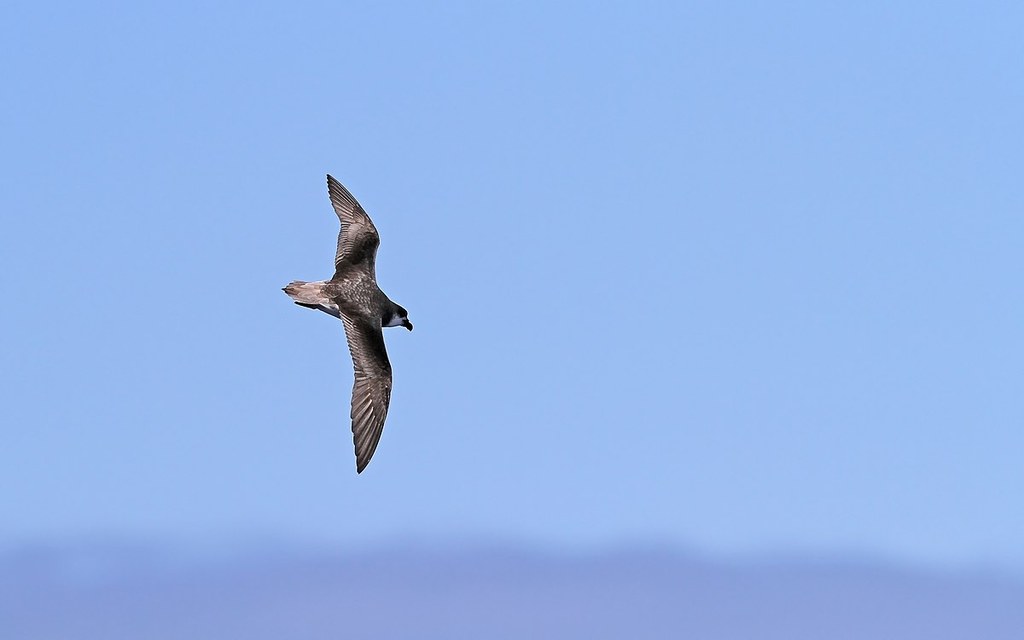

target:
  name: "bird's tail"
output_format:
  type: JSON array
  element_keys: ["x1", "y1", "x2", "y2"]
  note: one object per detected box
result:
[
  {"x1": 283, "y1": 280, "x2": 341, "y2": 318},
  {"x1": 283, "y1": 280, "x2": 322, "y2": 305}
]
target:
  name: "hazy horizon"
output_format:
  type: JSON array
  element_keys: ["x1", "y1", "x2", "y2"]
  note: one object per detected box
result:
[{"x1": 5, "y1": 537, "x2": 1023, "y2": 639}]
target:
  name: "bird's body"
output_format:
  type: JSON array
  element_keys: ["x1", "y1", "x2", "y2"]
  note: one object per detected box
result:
[{"x1": 283, "y1": 175, "x2": 412, "y2": 473}]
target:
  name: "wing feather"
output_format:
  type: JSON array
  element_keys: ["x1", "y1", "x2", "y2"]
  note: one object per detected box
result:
[
  {"x1": 339, "y1": 313, "x2": 393, "y2": 473},
  {"x1": 327, "y1": 175, "x2": 380, "y2": 279}
]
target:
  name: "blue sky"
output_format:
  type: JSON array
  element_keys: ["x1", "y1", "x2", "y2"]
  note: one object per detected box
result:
[{"x1": 1, "y1": 1, "x2": 1022, "y2": 570}]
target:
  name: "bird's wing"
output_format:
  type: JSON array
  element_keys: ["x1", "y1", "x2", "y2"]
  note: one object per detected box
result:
[
  {"x1": 327, "y1": 174, "x2": 380, "y2": 279},
  {"x1": 340, "y1": 312, "x2": 393, "y2": 473}
]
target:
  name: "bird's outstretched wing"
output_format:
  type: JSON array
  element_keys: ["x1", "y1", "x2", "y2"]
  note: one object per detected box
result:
[
  {"x1": 327, "y1": 174, "x2": 381, "y2": 279},
  {"x1": 340, "y1": 313, "x2": 393, "y2": 473}
]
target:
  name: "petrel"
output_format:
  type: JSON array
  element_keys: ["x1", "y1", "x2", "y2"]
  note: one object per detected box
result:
[{"x1": 283, "y1": 175, "x2": 413, "y2": 473}]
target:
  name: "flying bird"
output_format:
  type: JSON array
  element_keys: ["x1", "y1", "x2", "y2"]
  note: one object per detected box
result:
[{"x1": 284, "y1": 175, "x2": 413, "y2": 473}]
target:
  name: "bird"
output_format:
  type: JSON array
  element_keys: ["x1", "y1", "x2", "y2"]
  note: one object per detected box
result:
[{"x1": 283, "y1": 175, "x2": 413, "y2": 473}]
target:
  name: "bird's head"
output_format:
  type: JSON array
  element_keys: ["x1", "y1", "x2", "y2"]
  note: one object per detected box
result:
[{"x1": 384, "y1": 304, "x2": 413, "y2": 331}]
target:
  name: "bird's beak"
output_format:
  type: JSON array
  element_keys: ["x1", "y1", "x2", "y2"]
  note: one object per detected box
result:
[{"x1": 403, "y1": 319, "x2": 413, "y2": 331}]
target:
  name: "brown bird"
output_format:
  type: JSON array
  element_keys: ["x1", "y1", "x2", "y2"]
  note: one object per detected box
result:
[{"x1": 284, "y1": 175, "x2": 412, "y2": 473}]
